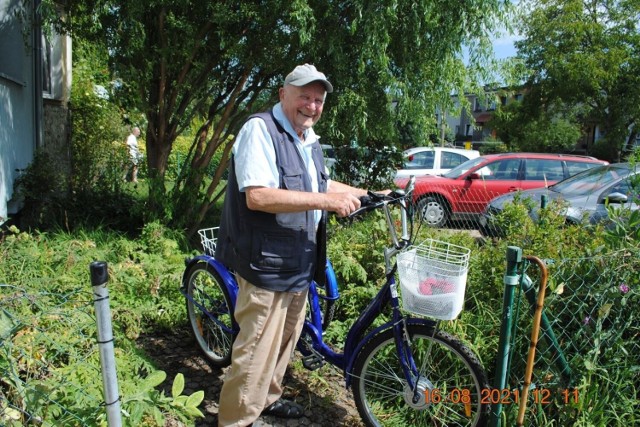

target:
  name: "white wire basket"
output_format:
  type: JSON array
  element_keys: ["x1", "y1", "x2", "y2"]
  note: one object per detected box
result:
[
  {"x1": 397, "y1": 239, "x2": 471, "y2": 320},
  {"x1": 198, "y1": 227, "x2": 219, "y2": 256}
]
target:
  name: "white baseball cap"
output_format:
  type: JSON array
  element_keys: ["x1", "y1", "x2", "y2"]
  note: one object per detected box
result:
[{"x1": 284, "y1": 64, "x2": 333, "y2": 93}]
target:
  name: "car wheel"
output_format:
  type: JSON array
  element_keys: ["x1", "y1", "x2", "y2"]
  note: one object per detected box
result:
[{"x1": 416, "y1": 196, "x2": 449, "y2": 227}]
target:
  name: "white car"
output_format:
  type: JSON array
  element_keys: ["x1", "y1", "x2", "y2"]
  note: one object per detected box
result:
[{"x1": 395, "y1": 146, "x2": 481, "y2": 178}]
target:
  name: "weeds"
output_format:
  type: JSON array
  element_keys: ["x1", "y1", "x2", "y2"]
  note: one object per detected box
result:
[{"x1": 2, "y1": 187, "x2": 638, "y2": 425}]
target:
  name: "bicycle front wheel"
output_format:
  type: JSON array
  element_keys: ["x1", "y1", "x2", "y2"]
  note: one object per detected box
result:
[
  {"x1": 351, "y1": 324, "x2": 489, "y2": 426},
  {"x1": 185, "y1": 262, "x2": 234, "y2": 367}
]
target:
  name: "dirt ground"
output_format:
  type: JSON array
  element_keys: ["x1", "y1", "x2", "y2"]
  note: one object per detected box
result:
[{"x1": 137, "y1": 326, "x2": 364, "y2": 427}]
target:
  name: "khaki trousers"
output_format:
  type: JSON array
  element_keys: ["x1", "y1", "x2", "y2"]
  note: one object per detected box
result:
[{"x1": 217, "y1": 275, "x2": 308, "y2": 427}]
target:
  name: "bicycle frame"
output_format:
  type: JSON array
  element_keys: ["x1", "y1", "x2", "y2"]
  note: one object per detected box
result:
[
  {"x1": 303, "y1": 262, "x2": 437, "y2": 375},
  {"x1": 182, "y1": 178, "x2": 432, "y2": 390},
  {"x1": 182, "y1": 177, "x2": 496, "y2": 425},
  {"x1": 182, "y1": 251, "x2": 434, "y2": 394}
]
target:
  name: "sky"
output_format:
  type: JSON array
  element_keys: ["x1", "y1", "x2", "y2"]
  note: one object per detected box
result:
[
  {"x1": 491, "y1": 0, "x2": 524, "y2": 60},
  {"x1": 493, "y1": 33, "x2": 520, "y2": 59}
]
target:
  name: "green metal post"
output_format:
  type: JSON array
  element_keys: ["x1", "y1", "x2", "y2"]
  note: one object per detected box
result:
[{"x1": 489, "y1": 246, "x2": 522, "y2": 427}]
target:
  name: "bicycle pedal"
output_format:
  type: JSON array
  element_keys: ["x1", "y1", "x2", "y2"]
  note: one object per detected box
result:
[{"x1": 302, "y1": 353, "x2": 325, "y2": 370}]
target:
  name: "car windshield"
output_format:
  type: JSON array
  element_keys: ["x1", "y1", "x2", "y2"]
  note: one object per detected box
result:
[
  {"x1": 442, "y1": 157, "x2": 486, "y2": 178},
  {"x1": 550, "y1": 164, "x2": 631, "y2": 196}
]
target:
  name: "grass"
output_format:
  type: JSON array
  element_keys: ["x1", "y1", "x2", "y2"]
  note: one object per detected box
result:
[{"x1": 1, "y1": 202, "x2": 638, "y2": 426}]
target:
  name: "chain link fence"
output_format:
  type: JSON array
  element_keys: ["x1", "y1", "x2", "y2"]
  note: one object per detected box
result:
[
  {"x1": 495, "y1": 249, "x2": 639, "y2": 425},
  {"x1": 0, "y1": 277, "x2": 201, "y2": 427},
  {"x1": 0, "y1": 284, "x2": 107, "y2": 425},
  {"x1": 2, "y1": 232, "x2": 638, "y2": 426}
]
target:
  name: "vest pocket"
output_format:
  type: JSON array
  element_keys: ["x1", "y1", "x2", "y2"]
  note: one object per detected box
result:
[
  {"x1": 250, "y1": 230, "x2": 300, "y2": 272},
  {"x1": 282, "y1": 170, "x2": 304, "y2": 191}
]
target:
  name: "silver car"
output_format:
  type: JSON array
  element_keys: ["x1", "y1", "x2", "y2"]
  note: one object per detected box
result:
[{"x1": 481, "y1": 163, "x2": 639, "y2": 236}]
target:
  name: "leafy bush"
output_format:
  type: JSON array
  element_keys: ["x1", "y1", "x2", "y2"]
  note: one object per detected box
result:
[
  {"x1": 3, "y1": 184, "x2": 638, "y2": 426},
  {"x1": 70, "y1": 40, "x2": 131, "y2": 195},
  {"x1": 0, "y1": 223, "x2": 201, "y2": 426},
  {"x1": 13, "y1": 150, "x2": 69, "y2": 230}
]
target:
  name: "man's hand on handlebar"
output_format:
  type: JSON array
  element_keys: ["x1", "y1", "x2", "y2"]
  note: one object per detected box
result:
[{"x1": 349, "y1": 189, "x2": 402, "y2": 218}]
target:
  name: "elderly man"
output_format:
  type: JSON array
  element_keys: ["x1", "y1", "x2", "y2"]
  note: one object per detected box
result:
[{"x1": 215, "y1": 64, "x2": 369, "y2": 426}]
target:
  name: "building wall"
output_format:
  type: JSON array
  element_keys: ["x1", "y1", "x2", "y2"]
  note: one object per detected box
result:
[
  {"x1": 0, "y1": 0, "x2": 37, "y2": 222},
  {"x1": 0, "y1": 0, "x2": 71, "y2": 223}
]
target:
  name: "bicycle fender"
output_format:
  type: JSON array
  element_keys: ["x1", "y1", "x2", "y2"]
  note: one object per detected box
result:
[
  {"x1": 182, "y1": 255, "x2": 239, "y2": 302},
  {"x1": 344, "y1": 317, "x2": 436, "y2": 388}
]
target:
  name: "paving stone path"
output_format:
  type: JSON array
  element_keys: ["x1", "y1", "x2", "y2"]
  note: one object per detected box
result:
[{"x1": 137, "y1": 326, "x2": 364, "y2": 427}]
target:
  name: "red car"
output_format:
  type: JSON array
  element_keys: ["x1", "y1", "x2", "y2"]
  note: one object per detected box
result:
[{"x1": 395, "y1": 153, "x2": 609, "y2": 227}]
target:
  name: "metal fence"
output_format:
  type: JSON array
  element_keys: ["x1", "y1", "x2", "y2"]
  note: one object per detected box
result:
[
  {"x1": 2, "y1": 247, "x2": 638, "y2": 426},
  {"x1": 0, "y1": 284, "x2": 107, "y2": 425},
  {"x1": 491, "y1": 248, "x2": 639, "y2": 425},
  {"x1": 1, "y1": 262, "x2": 122, "y2": 427}
]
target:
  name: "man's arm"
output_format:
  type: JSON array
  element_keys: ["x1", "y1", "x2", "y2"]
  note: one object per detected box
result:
[
  {"x1": 245, "y1": 184, "x2": 364, "y2": 218},
  {"x1": 326, "y1": 180, "x2": 368, "y2": 197}
]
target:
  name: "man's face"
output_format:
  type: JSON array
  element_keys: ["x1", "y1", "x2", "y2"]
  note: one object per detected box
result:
[{"x1": 279, "y1": 82, "x2": 326, "y2": 137}]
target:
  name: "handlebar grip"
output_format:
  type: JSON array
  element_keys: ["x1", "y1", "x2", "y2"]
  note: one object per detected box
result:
[{"x1": 349, "y1": 192, "x2": 388, "y2": 219}]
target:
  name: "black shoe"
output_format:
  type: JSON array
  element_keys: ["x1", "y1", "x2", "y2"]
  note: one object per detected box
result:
[{"x1": 261, "y1": 398, "x2": 304, "y2": 419}]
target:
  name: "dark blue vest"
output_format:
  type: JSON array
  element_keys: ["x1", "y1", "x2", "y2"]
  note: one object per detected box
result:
[{"x1": 215, "y1": 110, "x2": 329, "y2": 292}]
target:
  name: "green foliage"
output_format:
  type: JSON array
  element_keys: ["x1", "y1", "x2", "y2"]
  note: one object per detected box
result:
[
  {"x1": 4, "y1": 172, "x2": 638, "y2": 426},
  {"x1": 513, "y1": 0, "x2": 640, "y2": 161},
  {"x1": 0, "y1": 223, "x2": 202, "y2": 425},
  {"x1": 70, "y1": 40, "x2": 132, "y2": 194},
  {"x1": 14, "y1": 37, "x2": 146, "y2": 233},
  {"x1": 13, "y1": 150, "x2": 69, "y2": 230},
  {"x1": 478, "y1": 196, "x2": 639, "y2": 426},
  {"x1": 491, "y1": 101, "x2": 582, "y2": 153},
  {"x1": 51, "y1": 0, "x2": 512, "y2": 233},
  {"x1": 121, "y1": 371, "x2": 204, "y2": 425}
]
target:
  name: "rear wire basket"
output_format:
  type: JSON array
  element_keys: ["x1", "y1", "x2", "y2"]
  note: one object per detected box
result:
[
  {"x1": 396, "y1": 239, "x2": 471, "y2": 320},
  {"x1": 198, "y1": 227, "x2": 218, "y2": 256}
]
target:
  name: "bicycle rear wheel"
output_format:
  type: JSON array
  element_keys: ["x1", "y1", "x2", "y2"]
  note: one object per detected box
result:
[
  {"x1": 184, "y1": 262, "x2": 234, "y2": 367},
  {"x1": 351, "y1": 324, "x2": 489, "y2": 426}
]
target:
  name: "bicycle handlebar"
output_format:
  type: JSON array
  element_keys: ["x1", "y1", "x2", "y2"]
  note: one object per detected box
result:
[
  {"x1": 348, "y1": 176, "x2": 415, "y2": 218},
  {"x1": 347, "y1": 176, "x2": 416, "y2": 252}
]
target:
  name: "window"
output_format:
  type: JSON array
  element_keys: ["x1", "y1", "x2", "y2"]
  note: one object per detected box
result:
[
  {"x1": 441, "y1": 152, "x2": 468, "y2": 169},
  {"x1": 42, "y1": 32, "x2": 53, "y2": 96},
  {"x1": 465, "y1": 124, "x2": 472, "y2": 136},
  {"x1": 41, "y1": 24, "x2": 67, "y2": 101},
  {"x1": 405, "y1": 151, "x2": 435, "y2": 169},
  {"x1": 482, "y1": 159, "x2": 521, "y2": 180},
  {"x1": 524, "y1": 159, "x2": 564, "y2": 181},
  {"x1": 608, "y1": 181, "x2": 630, "y2": 198},
  {"x1": 0, "y1": 0, "x2": 26, "y2": 86},
  {"x1": 565, "y1": 161, "x2": 597, "y2": 177},
  {"x1": 474, "y1": 98, "x2": 482, "y2": 111}
]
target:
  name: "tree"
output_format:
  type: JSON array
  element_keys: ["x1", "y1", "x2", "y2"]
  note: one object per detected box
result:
[
  {"x1": 513, "y1": 0, "x2": 640, "y2": 161},
  {"x1": 491, "y1": 99, "x2": 582, "y2": 152},
  {"x1": 53, "y1": 0, "x2": 512, "y2": 235}
]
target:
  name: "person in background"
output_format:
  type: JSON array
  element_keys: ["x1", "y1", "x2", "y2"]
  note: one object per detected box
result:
[
  {"x1": 125, "y1": 126, "x2": 142, "y2": 183},
  {"x1": 215, "y1": 64, "x2": 372, "y2": 427}
]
